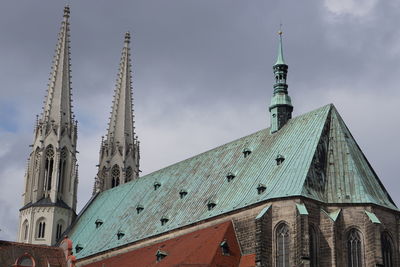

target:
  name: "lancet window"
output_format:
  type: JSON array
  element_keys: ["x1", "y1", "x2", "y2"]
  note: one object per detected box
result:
[
  {"x1": 309, "y1": 225, "x2": 318, "y2": 267},
  {"x1": 276, "y1": 223, "x2": 290, "y2": 267},
  {"x1": 37, "y1": 219, "x2": 46, "y2": 239},
  {"x1": 111, "y1": 165, "x2": 120, "y2": 188},
  {"x1": 58, "y1": 147, "x2": 68, "y2": 193},
  {"x1": 44, "y1": 145, "x2": 54, "y2": 192},
  {"x1": 381, "y1": 232, "x2": 393, "y2": 267},
  {"x1": 347, "y1": 228, "x2": 363, "y2": 267}
]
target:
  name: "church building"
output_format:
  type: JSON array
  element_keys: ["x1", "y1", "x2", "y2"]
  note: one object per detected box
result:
[{"x1": 10, "y1": 6, "x2": 399, "y2": 267}]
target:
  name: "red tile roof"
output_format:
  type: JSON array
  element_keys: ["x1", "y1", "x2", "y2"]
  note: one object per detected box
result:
[
  {"x1": 0, "y1": 240, "x2": 67, "y2": 266},
  {"x1": 83, "y1": 221, "x2": 242, "y2": 267},
  {"x1": 239, "y1": 254, "x2": 256, "y2": 267}
]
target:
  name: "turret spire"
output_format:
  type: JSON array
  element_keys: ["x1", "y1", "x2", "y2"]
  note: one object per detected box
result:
[
  {"x1": 269, "y1": 29, "x2": 293, "y2": 133},
  {"x1": 94, "y1": 32, "x2": 140, "y2": 194},
  {"x1": 275, "y1": 30, "x2": 285, "y2": 65}
]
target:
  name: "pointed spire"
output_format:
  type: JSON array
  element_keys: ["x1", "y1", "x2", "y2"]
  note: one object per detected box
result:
[
  {"x1": 42, "y1": 5, "x2": 73, "y2": 126},
  {"x1": 107, "y1": 32, "x2": 135, "y2": 145},
  {"x1": 275, "y1": 30, "x2": 285, "y2": 65},
  {"x1": 269, "y1": 28, "x2": 293, "y2": 133}
]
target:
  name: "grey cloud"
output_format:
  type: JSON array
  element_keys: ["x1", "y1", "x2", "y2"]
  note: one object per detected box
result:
[{"x1": 0, "y1": 0, "x2": 399, "y2": 240}]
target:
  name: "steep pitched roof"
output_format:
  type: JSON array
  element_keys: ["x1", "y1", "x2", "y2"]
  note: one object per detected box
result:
[
  {"x1": 82, "y1": 221, "x2": 241, "y2": 267},
  {"x1": 68, "y1": 104, "x2": 397, "y2": 259}
]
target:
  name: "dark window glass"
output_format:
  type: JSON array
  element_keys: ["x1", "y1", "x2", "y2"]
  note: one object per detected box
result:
[{"x1": 309, "y1": 226, "x2": 318, "y2": 267}]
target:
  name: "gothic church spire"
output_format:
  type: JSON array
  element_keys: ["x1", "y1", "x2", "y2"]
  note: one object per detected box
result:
[
  {"x1": 42, "y1": 5, "x2": 73, "y2": 127},
  {"x1": 94, "y1": 32, "x2": 140, "y2": 194},
  {"x1": 18, "y1": 6, "x2": 78, "y2": 246},
  {"x1": 269, "y1": 30, "x2": 293, "y2": 133}
]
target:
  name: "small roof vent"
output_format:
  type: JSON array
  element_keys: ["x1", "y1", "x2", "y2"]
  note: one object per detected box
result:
[
  {"x1": 257, "y1": 184, "x2": 266, "y2": 194},
  {"x1": 117, "y1": 230, "x2": 125, "y2": 240},
  {"x1": 275, "y1": 154, "x2": 285, "y2": 165},
  {"x1": 226, "y1": 172, "x2": 235, "y2": 182},
  {"x1": 179, "y1": 190, "x2": 188, "y2": 199},
  {"x1": 207, "y1": 200, "x2": 217, "y2": 211},
  {"x1": 75, "y1": 244, "x2": 83, "y2": 253},
  {"x1": 95, "y1": 219, "x2": 103, "y2": 228},
  {"x1": 243, "y1": 148, "x2": 252, "y2": 158},
  {"x1": 156, "y1": 249, "x2": 168, "y2": 262},
  {"x1": 154, "y1": 182, "x2": 161, "y2": 190},
  {"x1": 160, "y1": 216, "x2": 169, "y2": 226},
  {"x1": 136, "y1": 205, "x2": 144, "y2": 214}
]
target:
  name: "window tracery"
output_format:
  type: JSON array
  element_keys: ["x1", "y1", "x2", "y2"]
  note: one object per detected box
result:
[
  {"x1": 111, "y1": 165, "x2": 120, "y2": 188},
  {"x1": 276, "y1": 223, "x2": 290, "y2": 267},
  {"x1": 347, "y1": 228, "x2": 363, "y2": 267}
]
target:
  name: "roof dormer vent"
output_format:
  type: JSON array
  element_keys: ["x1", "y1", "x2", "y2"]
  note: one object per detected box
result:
[{"x1": 275, "y1": 154, "x2": 285, "y2": 165}]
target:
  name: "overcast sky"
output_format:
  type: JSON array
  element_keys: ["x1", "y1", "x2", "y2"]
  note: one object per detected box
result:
[{"x1": 0, "y1": 0, "x2": 399, "y2": 241}]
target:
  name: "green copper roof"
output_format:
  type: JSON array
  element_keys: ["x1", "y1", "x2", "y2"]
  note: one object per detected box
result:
[
  {"x1": 275, "y1": 33, "x2": 285, "y2": 65},
  {"x1": 67, "y1": 104, "x2": 397, "y2": 259}
]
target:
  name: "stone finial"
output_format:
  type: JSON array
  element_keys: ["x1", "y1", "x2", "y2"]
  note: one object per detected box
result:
[
  {"x1": 64, "y1": 5, "x2": 70, "y2": 19},
  {"x1": 125, "y1": 31, "x2": 131, "y2": 43}
]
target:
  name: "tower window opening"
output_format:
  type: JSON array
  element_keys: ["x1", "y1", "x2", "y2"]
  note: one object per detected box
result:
[
  {"x1": 381, "y1": 232, "x2": 393, "y2": 267},
  {"x1": 56, "y1": 223, "x2": 63, "y2": 240},
  {"x1": 37, "y1": 221, "x2": 46, "y2": 239},
  {"x1": 44, "y1": 146, "x2": 54, "y2": 192},
  {"x1": 58, "y1": 147, "x2": 67, "y2": 193},
  {"x1": 111, "y1": 165, "x2": 120, "y2": 188}
]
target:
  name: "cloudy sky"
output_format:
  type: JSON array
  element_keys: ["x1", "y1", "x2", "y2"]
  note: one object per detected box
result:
[{"x1": 0, "y1": 0, "x2": 399, "y2": 241}]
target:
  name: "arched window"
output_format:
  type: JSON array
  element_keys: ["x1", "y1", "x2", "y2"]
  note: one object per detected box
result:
[
  {"x1": 44, "y1": 145, "x2": 54, "y2": 192},
  {"x1": 125, "y1": 166, "x2": 133, "y2": 183},
  {"x1": 15, "y1": 253, "x2": 35, "y2": 267},
  {"x1": 309, "y1": 225, "x2": 318, "y2": 267},
  {"x1": 55, "y1": 220, "x2": 65, "y2": 240},
  {"x1": 276, "y1": 223, "x2": 290, "y2": 267},
  {"x1": 36, "y1": 219, "x2": 46, "y2": 239},
  {"x1": 347, "y1": 228, "x2": 363, "y2": 267},
  {"x1": 22, "y1": 220, "x2": 29, "y2": 241},
  {"x1": 382, "y1": 232, "x2": 393, "y2": 267},
  {"x1": 57, "y1": 147, "x2": 68, "y2": 193},
  {"x1": 111, "y1": 165, "x2": 120, "y2": 188}
]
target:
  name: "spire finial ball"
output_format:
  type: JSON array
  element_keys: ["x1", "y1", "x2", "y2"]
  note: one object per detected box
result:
[{"x1": 278, "y1": 30, "x2": 283, "y2": 36}]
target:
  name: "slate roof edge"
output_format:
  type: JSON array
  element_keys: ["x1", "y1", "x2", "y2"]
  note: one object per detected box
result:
[{"x1": 75, "y1": 194, "x2": 400, "y2": 261}]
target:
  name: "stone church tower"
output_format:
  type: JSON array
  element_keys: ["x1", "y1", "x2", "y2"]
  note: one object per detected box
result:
[
  {"x1": 93, "y1": 32, "x2": 140, "y2": 194},
  {"x1": 17, "y1": 6, "x2": 78, "y2": 245}
]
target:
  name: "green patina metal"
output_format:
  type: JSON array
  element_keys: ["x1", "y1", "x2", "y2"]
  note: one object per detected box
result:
[
  {"x1": 67, "y1": 104, "x2": 397, "y2": 259},
  {"x1": 365, "y1": 210, "x2": 381, "y2": 224},
  {"x1": 321, "y1": 209, "x2": 342, "y2": 222},
  {"x1": 256, "y1": 205, "x2": 271, "y2": 220},
  {"x1": 296, "y1": 203, "x2": 309, "y2": 215},
  {"x1": 275, "y1": 32, "x2": 285, "y2": 66}
]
